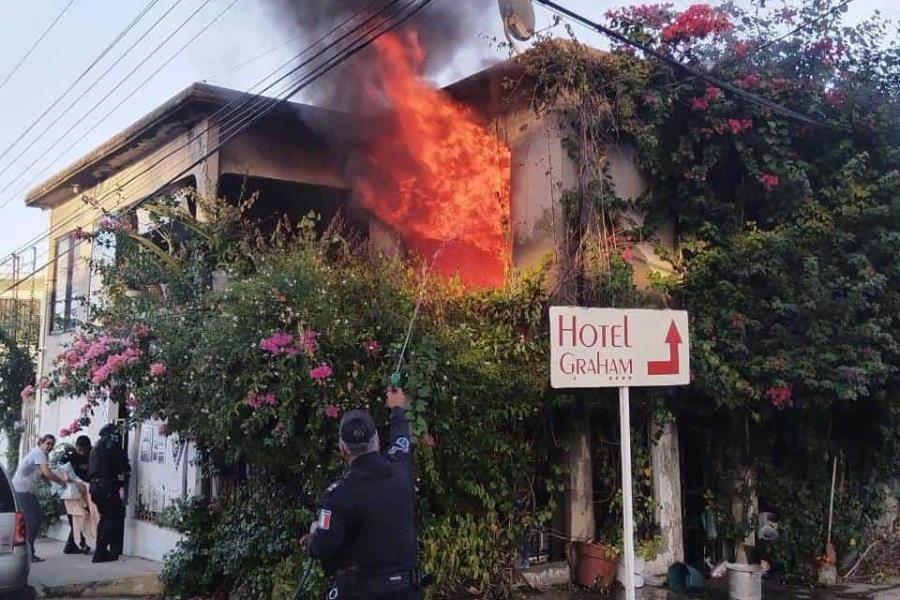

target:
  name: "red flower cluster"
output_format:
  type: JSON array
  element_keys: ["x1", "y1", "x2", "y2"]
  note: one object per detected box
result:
[
  {"x1": 690, "y1": 85, "x2": 723, "y2": 111},
  {"x1": 661, "y1": 4, "x2": 733, "y2": 44},
  {"x1": 733, "y1": 40, "x2": 754, "y2": 58},
  {"x1": 824, "y1": 90, "x2": 846, "y2": 106},
  {"x1": 716, "y1": 118, "x2": 753, "y2": 135},
  {"x1": 760, "y1": 173, "x2": 780, "y2": 191},
  {"x1": 738, "y1": 73, "x2": 760, "y2": 88},
  {"x1": 766, "y1": 386, "x2": 792, "y2": 409}
]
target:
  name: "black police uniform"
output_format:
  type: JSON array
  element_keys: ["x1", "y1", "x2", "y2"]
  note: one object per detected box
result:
[
  {"x1": 89, "y1": 425, "x2": 129, "y2": 562},
  {"x1": 310, "y1": 407, "x2": 419, "y2": 599}
]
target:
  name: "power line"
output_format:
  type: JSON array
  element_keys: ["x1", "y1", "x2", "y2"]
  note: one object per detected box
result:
[
  {"x1": 0, "y1": 0, "x2": 162, "y2": 170},
  {"x1": 0, "y1": 0, "x2": 77, "y2": 91},
  {"x1": 203, "y1": 32, "x2": 304, "y2": 84},
  {"x1": 8, "y1": 0, "x2": 403, "y2": 260},
  {"x1": 0, "y1": 0, "x2": 239, "y2": 212},
  {"x1": 3, "y1": 0, "x2": 435, "y2": 296},
  {"x1": 532, "y1": 0, "x2": 827, "y2": 127},
  {"x1": 2, "y1": 0, "x2": 431, "y2": 295}
]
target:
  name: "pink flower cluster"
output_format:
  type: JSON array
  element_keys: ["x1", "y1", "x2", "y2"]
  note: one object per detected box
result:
[
  {"x1": 766, "y1": 386, "x2": 792, "y2": 409},
  {"x1": 325, "y1": 404, "x2": 342, "y2": 419},
  {"x1": 73, "y1": 228, "x2": 92, "y2": 242},
  {"x1": 150, "y1": 362, "x2": 167, "y2": 377},
  {"x1": 98, "y1": 216, "x2": 133, "y2": 233},
  {"x1": 661, "y1": 4, "x2": 733, "y2": 44},
  {"x1": 19, "y1": 385, "x2": 35, "y2": 402},
  {"x1": 247, "y1": 391, "x2": 278, "y2": 410},
  {"x1": 760, "y1": 173, "x2": 781, "y2": 192},
  {"x1": 824, "y1": 90, "x2": 846, "y2": 106},
  {"x1": 91, "y1": 346, "x2": 142, "y2": 385},
  {"x1": 732, "y1": 40, "x2": 754, "y2": 58},
  {"x1": 310, "y1": 364, "x2": 333, "y2": 383},
  {"x1": 738, "y1": 74, "x2": 760, "y2": 89},
  {"x1": 59, "y1": 419, "x2": 83, "y2": 438},
  {"x1": 259, "y1": 330, "x2": 318, "y2": 357}
]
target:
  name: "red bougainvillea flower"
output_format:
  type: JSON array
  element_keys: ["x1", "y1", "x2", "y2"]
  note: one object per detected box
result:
[
  {"x1": 760, "y1": 173, "x2": 781, "y2": 191},
  {"x1": 691, "y1": 97, "x2": 709, "y2": 111},
  {"x1": 325, "y1": 404, "x2": 342, "y2": 419},
  {"x1": 766, "y1": 386, "x2": 792, "y2": 408},
  {"x1": 739, "y1": 73, "x2": 760, "y2": 88},
  {"x1": 661, "y1": 4, "x2": 733, "y2": 44},
  {"x1": 705, "y1": 85, "x2": 723, "y2": 101},
  {"x1": 824, "y1": 90, "x2": 846, "y2": 106},
  {"x1": 733, "y1": 40, "x2": 754, "y2": 58}
]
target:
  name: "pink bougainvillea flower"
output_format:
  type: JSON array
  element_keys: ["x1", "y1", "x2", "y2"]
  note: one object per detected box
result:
[
  {"x1": 310, "y1": 364, "x2": 333, "y2": 383},
  {"x1": 691, "y1": 97, "x2": 709, "y2": 111},
  {"x1": 150, "y1": 362, "x2": 167, "y2": 377},
  {"x1": 760, "y1": 173, "x2": 781, "y2": 192},
  {"x1": 621, "y1": 247, "x2": 635, "y2": 262},
  {"x1": 37, "y1": 378, "x2": 50, "y2": 390},
  {"x1": 59, "y1": 428, "x2": 71, "y2": 437},
  {"x1": 126, "y1": 393, "x2": 139, "y2": 409},
  {"x1": 733, "y1": 40, "x2": 753, "y2": 58},
  {"x1": 301, "y1": 330, "x2": 319, "y2": 355},
  {"x1": 423, "y1": 434, "x2": 436, "y2": 448},
  {"x1": 704, "y1": 85, "x2": 723, "y2": 102},
  {"x1": 19, "y1": 385, "x2": 35, "y2": 402},
  {"x1": 68, "y1": 420, "x2": 82, "y2": 434},
  {"x1": 730, "y1": 313, "x2": 744, "y2": 329},
  {"x1": 132, "y1": 323, "x2": 151, "y2": 338},
  {"x1": 325, "y1": 404, "x2": 342, "y2": 419},
  {"x1": 73, "y1": 228, "x2": 92, "y2": 242},
  {"x1": 259, "y1": 332, "x2": 296, "y2": 355},
  {"x1": 246, "y1": 391, "x2": 278, "y2": 410},
  {"x1": 362, "y1": 340, "x2": 382, "y2": 354}
]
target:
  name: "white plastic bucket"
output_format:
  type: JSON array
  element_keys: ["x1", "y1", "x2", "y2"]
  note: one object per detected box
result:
[{"x1": 727, "y1": 563, "x2": 763, "y2": 600}]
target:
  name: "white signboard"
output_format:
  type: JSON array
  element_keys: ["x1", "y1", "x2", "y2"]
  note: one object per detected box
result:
[{"x1": 550, "y1": 307, "x2": 690, "y2": 388}]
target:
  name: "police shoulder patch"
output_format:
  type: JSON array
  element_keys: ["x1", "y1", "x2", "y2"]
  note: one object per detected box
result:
[
  {"x1": 388, "y1": 436, "x2": 410, "y2": 455},
  {"x1": 318, "y1": 509, "x2": 332, "y2": 530}
]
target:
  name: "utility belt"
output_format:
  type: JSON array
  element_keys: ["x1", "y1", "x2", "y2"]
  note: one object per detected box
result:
[{"x1": 330, "y1": 566, "x2": 426, "y2": 598}]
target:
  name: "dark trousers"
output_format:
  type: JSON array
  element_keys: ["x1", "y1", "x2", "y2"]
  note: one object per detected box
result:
[
  {"x1": 15, "y1": 492, "x2": 40, "y2": 558},
  {"x1": 90, "y1": 481, "x2": 124, "y2": 557}
]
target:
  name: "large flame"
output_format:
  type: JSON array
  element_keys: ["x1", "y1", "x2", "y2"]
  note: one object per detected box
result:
[{"x1": 356, "y1": 32, "x2": 511, "y2": 288}]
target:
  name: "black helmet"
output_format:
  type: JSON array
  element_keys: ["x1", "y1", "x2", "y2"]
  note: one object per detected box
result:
[{"x1": 99, "y1": 423, "x2": 119, "y2": 438}]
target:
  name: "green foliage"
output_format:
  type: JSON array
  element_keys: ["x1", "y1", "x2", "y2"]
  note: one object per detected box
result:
[
  {"x1": 35, "y1": 480, "x2": 65, "y2": 536},
  {"x1": 0, "y1": 331, "x2": 33, "y2": 471}
]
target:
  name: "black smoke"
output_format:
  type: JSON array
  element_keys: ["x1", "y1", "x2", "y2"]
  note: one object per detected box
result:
[{"x1": 262, "y1": 0, "x2": 493, "y2": 110}]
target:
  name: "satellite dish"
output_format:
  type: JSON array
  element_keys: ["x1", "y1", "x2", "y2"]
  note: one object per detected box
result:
[{"x1": 498, "y1": 0, "x2": 536, "y2": 42}]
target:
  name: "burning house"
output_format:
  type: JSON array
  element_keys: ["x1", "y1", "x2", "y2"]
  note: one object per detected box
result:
[{"x1": 22, "y1": 4, "x2": 683, "y2": 577}]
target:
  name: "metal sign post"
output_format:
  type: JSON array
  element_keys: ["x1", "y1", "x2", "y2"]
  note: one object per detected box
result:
[
  {"x1": 618, "y1": 385, "x2": 636, "y2": 600},
  {"x1": 550, "y1": 307, "x2": 690, "y2": 600}
]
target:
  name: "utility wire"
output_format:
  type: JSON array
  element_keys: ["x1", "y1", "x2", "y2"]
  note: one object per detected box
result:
[
  {"x1": 0, "y1": 0, "x2": 77, "y2": 91},
  {"x1": 1, "y1": 0, "x2": 433, "y2": 295},
  {"x1": 0, "y1": 0, "x2": 162, "y2": 169},
  {"x1": 532, "y1": 0, "x2": 827, "y2": 127},
  {"x1": 204, "y1": 32, "x2": 304, "y2": 84},
  {"x1": 0, "y1": 0, "x2": 190, "y2": 200},
  {"x1": 8, "y1": 0, "x2": 403, "y2": 261},
  {"x1": 0, "y1": 0, "x2": 240, "y2": 212}
]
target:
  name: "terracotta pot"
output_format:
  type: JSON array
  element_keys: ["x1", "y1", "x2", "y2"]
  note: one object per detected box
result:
[{"x1": 574, "y1": 541, "x2": 617, "y2": 588}]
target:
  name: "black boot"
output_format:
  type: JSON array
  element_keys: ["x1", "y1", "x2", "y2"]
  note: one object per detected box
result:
[
  {"x1": 63, "y1": 542, "x2": 81, "y2": 554},
  {"x1": 92, "y1": 552, "x2": 117, "y2": 563}
]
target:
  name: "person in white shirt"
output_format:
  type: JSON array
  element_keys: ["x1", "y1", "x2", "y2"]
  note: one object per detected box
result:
[
  {"x1": 51, "y1": 444, "x2": 96, "y2": 554},
  {"x1": 13, "y1": 434, "x2": 65, "y2": 562}
]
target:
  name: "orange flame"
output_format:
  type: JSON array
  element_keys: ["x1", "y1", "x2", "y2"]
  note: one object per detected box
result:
[{"x1": 356, "y1": 32, "x2": 511, "y2": 288}]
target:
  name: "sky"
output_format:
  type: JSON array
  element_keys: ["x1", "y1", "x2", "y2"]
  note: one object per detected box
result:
[{"x1": 0, "y1": 0, "x2": 896, "y2": 269}]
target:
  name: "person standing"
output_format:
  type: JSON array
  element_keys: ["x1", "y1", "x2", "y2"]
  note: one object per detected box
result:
[
  {"x1": 12, "y1": 434, "x2": 66, "y2": 562},
  {"x1": 308, "y1": 387, "x2": 421, "y2": 599},
  {"x1": 63, "y1": 436, "x2": 93, "y2": 554},
  {"x1": 89, "y1": 424, "x2": 129, "y2": 563},
  {"x1": 53, "y1": 444, "x2": 94, "y2": 555}
]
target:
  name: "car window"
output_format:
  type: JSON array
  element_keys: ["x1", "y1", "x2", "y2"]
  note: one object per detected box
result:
[{"x1": 0, "y1": 469, "x2": 16, "y2": 512}]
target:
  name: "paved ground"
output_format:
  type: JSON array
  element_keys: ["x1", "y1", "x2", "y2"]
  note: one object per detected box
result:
[
  {"x1": 28, "y1": 538, "x2": 162, "y2": 598},
  {"x1": 525, "y1": 582, "x2": 900, "y2": 599}
]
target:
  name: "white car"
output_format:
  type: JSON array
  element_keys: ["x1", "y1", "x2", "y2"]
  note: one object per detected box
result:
[{"x1": 0, "y1": 465, "x2": 29, "y2": 596}]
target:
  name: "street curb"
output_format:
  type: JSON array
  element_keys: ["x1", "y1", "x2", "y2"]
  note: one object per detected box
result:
[{"x1": 32, "y1": 573, "x2": 163, "y2": 598}]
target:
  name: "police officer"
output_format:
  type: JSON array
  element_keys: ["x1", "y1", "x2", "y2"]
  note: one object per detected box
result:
[
  {"x1": 309, "y1": 387, "x2": 420, "y2": 599},
  {"x1": 89, "y1": 423, "x2": 129, "y2": 563}
]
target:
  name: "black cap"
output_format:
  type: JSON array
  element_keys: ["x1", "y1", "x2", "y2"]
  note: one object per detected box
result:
[{"x1": 340, "y1": 410, "x2": 376, "y2": 445}]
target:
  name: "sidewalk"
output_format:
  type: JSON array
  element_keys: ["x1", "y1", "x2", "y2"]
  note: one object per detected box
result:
[
  {"x1": 28, "y1": 539, "x2": 163, "y2": 598},
  {"x1": 524, "y1": 581, "x2": 900, "y2": 599}
]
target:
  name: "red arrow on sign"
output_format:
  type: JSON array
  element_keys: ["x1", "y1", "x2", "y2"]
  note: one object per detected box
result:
[{"x1": 647, "y1": 320, "x2": 682, "y2": 376}]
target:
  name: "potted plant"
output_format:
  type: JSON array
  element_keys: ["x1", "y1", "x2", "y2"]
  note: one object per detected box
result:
[{"x1": 574, "y1": 539, "x2": 619, "y2": 588}]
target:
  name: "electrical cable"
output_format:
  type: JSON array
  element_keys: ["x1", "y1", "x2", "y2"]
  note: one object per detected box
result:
[{"x1": 0, "y1": 0, "x2": 77, "y2": 91}]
